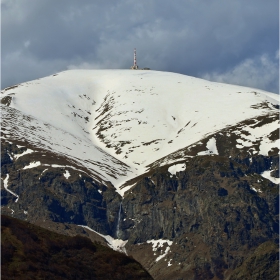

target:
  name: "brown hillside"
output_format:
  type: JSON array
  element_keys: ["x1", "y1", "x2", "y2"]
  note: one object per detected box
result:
[{"x1": 1, "y1": 215, "x2": 153, "y2": 280}]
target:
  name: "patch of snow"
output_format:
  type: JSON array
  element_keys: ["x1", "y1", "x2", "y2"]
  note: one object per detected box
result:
[
  {"x1": 147, "y1": 239, "x2": 173, "y2": 251},
  {"x1": 236, "y1": 138, "x2": 253, "y2": 147},
  {"x1": 118, "y1": 183, "x2": 137, "y2": 197},
  {"x1": 14, "y1": 148, "x2": 34, "y2": 160},
  {"x1": 39, "y1": 168, "x2": 48, "y2": 179},
  {"x1": 63, "y1": 170, "x2": 71, "y2": 179},
  {"x1": 244, "y1": 120, "x2": 279, "y2": 140},
  {"x1": 156, "y1": 246, "x2": 171, "y2": 262},
  {"x1": 98, "y1": 189, "x2": 102, "y2": 194},
  {"x1": 168, "y1": 259, "x2": 173, "y2": 266},
  {"x1": 23, "y1": 161, "x2": 41, "y2": 170},
  {"x1": 261, "y1": 170, "x2": 280, "y2": 184},
  {"x1": 197, "y1": 137, "x2": 218, "y2": 156},
  {"x1": 251, "y1": 187, "x2": 262, "y2": 193},
  {"x1": 235, "y1": 120, "x2": 279, "y2": 156},
  {"x1": 24, "y1": 210, "x2": 28, "y2": 215},
  {"x1": 7, "y1": 152, "x2": 13, "y2": 161},
  {"x1": 147, "y1": 239, "x2": 173, "y2": 262},
  {"x1": 259, "y1": 139, "x2": 280, "y2": 156},
  {"x1": 51, "y1": 164, "x2": 64, "y2": 168},
  {"x1": 48, "y1": 164, "x2": 93, "y2": 178},
  {"x1": 168, "y1": 163, "x2": 186, "y2": 175},
  {"x1": 78, "y1": 225, "x2": 128, "y2": 255},
  {"x1": 2, "y1": 174, "x2": 19, "y2": 202}
]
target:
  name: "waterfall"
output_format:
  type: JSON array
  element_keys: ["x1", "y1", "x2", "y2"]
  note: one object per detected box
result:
[{"x1": 116, "y1": 202, "x2": 122, "y2": 239}]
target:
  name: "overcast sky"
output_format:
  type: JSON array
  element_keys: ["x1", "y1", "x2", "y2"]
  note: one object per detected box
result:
[{"x1": 1, "y1": 0, "x2": 279, "y2": 93}]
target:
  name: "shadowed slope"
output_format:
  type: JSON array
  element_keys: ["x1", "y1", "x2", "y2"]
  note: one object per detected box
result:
[{"x1": 1, "y1": 215, "x2": 153, "y2": 280}]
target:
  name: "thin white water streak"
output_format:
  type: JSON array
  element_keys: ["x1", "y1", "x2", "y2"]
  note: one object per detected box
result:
[
  {"x1": 3, "y1": 174, "x2": 19, "y2": 202},
  {"x1": 116, "y1": 202, "x2": 122, "y2": 239}
]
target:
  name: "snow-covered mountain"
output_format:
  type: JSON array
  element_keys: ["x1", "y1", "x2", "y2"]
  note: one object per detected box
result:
[
  {"x1": 1, "y1": 70, "x2": 279, "y2": 195},
  {"x1": 1, "y1": 70, "x2": 279, "y2": 280}
]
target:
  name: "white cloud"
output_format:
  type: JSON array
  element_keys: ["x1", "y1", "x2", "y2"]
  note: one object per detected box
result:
[
  {"x1": 1, "y1": 0, "x2": 279, "y2": 92},
  {"x1": 67, "y1": 62, "x2": 107, "y2": 70},
  {"x1": 202, "y1": 52, "x2": 279, "y2": 93}
]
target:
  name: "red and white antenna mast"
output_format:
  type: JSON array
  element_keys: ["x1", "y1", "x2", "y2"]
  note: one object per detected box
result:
[
  {"x1": 130, "y1": 48, "x2": 138, "y2": 69},
  {"x1": 134, "y1": 48, "x2": 137, "y2": 67}
]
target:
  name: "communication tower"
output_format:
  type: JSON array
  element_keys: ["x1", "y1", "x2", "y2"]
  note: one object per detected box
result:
[{"x1": 130, "y1": 48, "x2": 139, "y2": 69}]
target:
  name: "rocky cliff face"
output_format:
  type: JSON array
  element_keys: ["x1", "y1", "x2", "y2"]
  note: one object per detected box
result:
[
  {"x1": 1, "y1": 116, "x2": 279, "y2": 279},
  {"x1": 117, "y1": 118, "x2": 279, "y2": 279},
  {"x1": 1, "y1": 140, "x2": 122, "y2": 237},
  {"x1": 121, "y1": 154, "x2": 278, "y2": 279}
]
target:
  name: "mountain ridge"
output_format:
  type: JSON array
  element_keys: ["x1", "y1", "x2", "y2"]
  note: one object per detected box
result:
[{"x1": 1, "y1": 69, "x2": 278, "y2": 195}]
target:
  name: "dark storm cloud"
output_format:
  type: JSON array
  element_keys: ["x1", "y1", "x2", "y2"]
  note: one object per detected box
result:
[{"x1": 1, "y1": 0, "x2": 279, "y2": 93}]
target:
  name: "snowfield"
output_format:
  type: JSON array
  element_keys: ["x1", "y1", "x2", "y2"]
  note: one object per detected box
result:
[
  {"x1": 1, "y1": 69, "x2": 279, "y2": 195},
  {"x1": 78, "y1": 225, "x2": 128, "y2": 254}
]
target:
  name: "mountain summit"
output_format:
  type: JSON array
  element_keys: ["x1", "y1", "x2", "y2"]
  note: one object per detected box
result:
[{"x1": 1, "y1": 70, "x2": 278, "y2": 192}]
